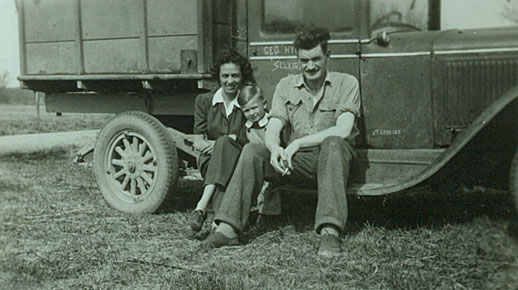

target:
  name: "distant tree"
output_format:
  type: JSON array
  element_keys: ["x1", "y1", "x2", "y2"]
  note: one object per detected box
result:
[
  {"x1": 502, "y1": 0, "x2": 518, "y2": 24},
  {"x1": 0, "y1": 71, "x2": 8, "y2": 90},
  {"x1": 0, "y1": 71, "x2": 34, "y2": 105}
]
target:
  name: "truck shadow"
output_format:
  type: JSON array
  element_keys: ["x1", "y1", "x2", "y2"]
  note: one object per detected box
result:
[
  {"x1": 164, "y1": 179, "x2": 205, "y2": 212},
  {"x1": 275, "y1": 186, "x2": 515, "y2": 235},
  {"x1": 166, "y1": 179, "x2": 515, "y2": 237},
  {"x1": 351, "y1": 189, "x2": 513, "y2": 230}
]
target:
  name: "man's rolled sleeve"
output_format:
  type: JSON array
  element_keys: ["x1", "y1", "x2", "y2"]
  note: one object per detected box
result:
[
  {"x1": 269, "y1": 81, "x2": 289, "y2": 127},
  {"x1": 335, "y1": 76, "x2": 361, "y2": 120}
]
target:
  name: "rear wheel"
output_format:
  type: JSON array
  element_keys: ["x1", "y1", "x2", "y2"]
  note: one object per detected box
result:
[{"x1": 93, "y1": 111, "x2": 178, "y2": 213}]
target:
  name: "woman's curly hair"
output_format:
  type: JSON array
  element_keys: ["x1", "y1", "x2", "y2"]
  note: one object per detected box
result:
[{"x1": 210, "y1": 49, "x2": 256, "y2": 86}]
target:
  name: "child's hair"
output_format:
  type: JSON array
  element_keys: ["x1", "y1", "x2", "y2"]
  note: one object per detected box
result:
[{"x1": 237, "y1": 85, "x2": 264, "y2": 107}]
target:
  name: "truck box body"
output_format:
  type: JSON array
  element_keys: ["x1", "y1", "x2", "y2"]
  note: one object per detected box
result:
[{"x1": 17, "y1": 0, "x2": 226, "y2": 79}]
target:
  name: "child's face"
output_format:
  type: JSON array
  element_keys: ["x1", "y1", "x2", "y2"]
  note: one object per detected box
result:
[{"x1": 242, "y1": 97, "x2": 266, "y2": 123}]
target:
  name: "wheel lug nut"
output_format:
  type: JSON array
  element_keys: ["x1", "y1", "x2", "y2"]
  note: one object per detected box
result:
[{"x1": 127, "y1": 162, "x2": 136, "y2": 173}]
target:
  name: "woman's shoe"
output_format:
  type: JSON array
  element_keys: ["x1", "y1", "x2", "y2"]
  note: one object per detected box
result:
[{"x1": 188, "y1": 210, "x2": 207, "y2": 232}]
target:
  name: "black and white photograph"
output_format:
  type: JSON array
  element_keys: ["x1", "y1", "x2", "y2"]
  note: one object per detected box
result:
[{"x1": 1, "y1": 0, "x2": 517, "y2": 289}]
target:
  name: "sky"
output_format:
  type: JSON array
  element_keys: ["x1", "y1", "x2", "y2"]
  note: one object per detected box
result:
[
  {"x1": 442, "y1": 0, "x2": 515, "y2": 29},
  {"x1": 0, "y1": 0, "x2": 20, "y2": 87},
  {"x1": 0, "y1": 0, "x2": 515, "y2": 88}
]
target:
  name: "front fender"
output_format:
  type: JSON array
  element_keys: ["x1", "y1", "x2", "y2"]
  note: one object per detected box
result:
[{"x1": 358, "y1": 87, "x2": 518, "y2": 195}]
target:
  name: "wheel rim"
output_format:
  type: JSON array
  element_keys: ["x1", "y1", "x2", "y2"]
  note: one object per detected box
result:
[{"x1": 105, "y1": 130, "x2": 158, "y2": 203}]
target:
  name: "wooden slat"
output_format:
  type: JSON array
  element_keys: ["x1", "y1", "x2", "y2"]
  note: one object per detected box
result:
[{"x1": 17, "y1": 0, "x2": 27, "y2": 76}]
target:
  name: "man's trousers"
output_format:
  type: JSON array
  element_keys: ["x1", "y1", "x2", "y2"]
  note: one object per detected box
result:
[{"x1": 215, "y1": 136, "x2": 354, "y2": 234}]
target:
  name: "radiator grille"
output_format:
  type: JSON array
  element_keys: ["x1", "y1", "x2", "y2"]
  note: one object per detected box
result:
[{"x1": 439, "y1": 58, "x2": 518, "y2": 128}]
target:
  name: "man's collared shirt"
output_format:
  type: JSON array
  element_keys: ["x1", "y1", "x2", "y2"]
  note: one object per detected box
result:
[{"x1": 269, "y1": 71, "x2": 360, "y2": 145}]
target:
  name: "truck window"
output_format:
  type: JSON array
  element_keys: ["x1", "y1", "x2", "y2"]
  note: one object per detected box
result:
[
  {"x1": 369, "y1": 0, "x2": 431, "y2": 35},
  {"x1": 263, "y1": 0, "x2": 356, "y2": 35}
]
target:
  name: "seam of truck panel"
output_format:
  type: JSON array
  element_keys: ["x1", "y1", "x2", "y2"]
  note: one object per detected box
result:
[
  {"x1": 250, "y1": 54, "x2": 358, "y2": 61},
  {"x1": 434, "y1": 47, "x2": 518, "y2": 55},
  {"x1": 25, "y1": 40, "x2": 76, "y2": 44},
  {"x1": 147, "y1": 34, "x2": 198, "y2": 38},
  {"x1": 249, "y1": 39, "x2": 366, "y2": 46},
  {"x1": 81, "y1": 37, "x2": 141, "y2": 42},
  {"x1": 250, "y1": 55, "x2": 297, "y2": 60},
  {"x1": 362, "y1": 52, "x2": 432, "y2": 58},
  {"x1": 18, "y1": 74, "x2": 212, "y2": 81},
  {"x1": 331, "y1": 54, "x2": 359, "y2": 59},
  {"x1": 358, "y1": 48, "x2": 518, "y2": 58}
]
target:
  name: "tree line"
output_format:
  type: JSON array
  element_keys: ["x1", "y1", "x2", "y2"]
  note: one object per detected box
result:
[{"x1": 0, "y1": 71, "x2": 36, "y2": 105}]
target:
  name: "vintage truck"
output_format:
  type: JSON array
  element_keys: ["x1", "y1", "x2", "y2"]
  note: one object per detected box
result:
[{"x1": 16, "y1": 0, "x2": 518, "y2": 218}]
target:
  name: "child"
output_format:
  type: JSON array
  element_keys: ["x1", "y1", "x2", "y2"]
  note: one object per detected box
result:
[
  {"x1": 238, "y1": 85, "x2": 269, "y2": 144},
  {"x1": 189, "y1": 85, "x2": 279, "y2": 232},
  {"x1": 238, "y1": 86, "x2": 281, "y2": 218}
]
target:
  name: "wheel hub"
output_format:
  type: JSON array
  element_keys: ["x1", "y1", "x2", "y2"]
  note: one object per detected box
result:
[
  {"x1": 127, "y1": 161, "x2": 136, "y2": 173},
  {"x1": 105, "y1": 131, "x2": 159, "y2": 201}
]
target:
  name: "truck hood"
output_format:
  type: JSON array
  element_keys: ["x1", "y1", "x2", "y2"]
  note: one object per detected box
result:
[{"x1": 431, "y1": 26, "x2": 518, "y2": 52}]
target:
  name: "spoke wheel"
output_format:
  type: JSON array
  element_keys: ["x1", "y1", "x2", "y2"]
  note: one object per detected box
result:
[
  {"x1": 106, "y1": 131, "x2": 157, "y2": 203},
  {"x1": 94, "y1": 111, "x2": 178, "y2": 213}
]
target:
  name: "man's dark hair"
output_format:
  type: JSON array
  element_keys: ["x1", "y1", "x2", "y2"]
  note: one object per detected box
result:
[
  {"x1": 210, "y1": 49, "x2": 255, "y2": 85},
  {"x1": 293, "y1": 26, "x2": 331, "y2": 53}
]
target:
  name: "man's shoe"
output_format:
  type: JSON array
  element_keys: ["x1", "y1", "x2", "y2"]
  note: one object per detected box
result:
[
  {"x1": 318, "y1": 234, "x2": 341, "y2": 258},
  {"x1": 188, "y1": 210, "x2": 207, "y2": 232},
  {"x1": 192, "y1": 228, "x2": 213, "y2": 241},
  {"x1": 201, "y1": 232, "x2": 239, "y2": 249}
]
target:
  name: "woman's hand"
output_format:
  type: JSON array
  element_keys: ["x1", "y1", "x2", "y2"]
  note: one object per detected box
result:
[
  {"x1": 193, "y1": 134, "x2": 214, "y2": 155},
  {"x1": 193, "y1": 135, "x2": 206, "y2": 151},
  {"x1": 200, "y1": 140, "x2": 215, "y2": 156}
]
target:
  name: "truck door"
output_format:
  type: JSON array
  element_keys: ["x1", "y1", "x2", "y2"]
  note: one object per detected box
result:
[
  {"x1": 247, "y1": 0, "x2": 361, "y2": 107},
  {"x1": 359, "y1": 0, "x2": 439, "y2": 149}
]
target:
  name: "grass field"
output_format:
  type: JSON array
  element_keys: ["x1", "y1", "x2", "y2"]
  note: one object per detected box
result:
[
  {"x1": 0, "y1": 104, "x2": 112, "y2": 136},
  {"x1": 1, "y1": 105, "x2": 518, "y2": 289}
]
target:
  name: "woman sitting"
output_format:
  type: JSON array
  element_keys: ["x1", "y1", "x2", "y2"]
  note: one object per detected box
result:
[{"x1": 190, "y1": 49, "x2": 255, "y2": 232}]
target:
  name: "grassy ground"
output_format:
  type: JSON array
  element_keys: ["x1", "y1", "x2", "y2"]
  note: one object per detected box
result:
[
  {"x1": 0, "y1": 104, "x2": 112, "y2": 136},
  {"x1": 1, "y1": 105, "x2": 518, "y2": 289},
  {"x1": 1, "y1": 148, "x2": 517, "y2": 289}
]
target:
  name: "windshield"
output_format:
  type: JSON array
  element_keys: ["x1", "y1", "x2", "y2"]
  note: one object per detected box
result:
[
  {"x1": 369, "y1": 0, "x2": 431, "y2": 35},
  {"x1": 263, "y1": 0, "x2": 356, "y2": 35}
]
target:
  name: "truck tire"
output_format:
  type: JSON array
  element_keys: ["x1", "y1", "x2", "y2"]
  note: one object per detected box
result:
[{"x1": 93, "y1": 111, "x2": 178, "y2": 213}]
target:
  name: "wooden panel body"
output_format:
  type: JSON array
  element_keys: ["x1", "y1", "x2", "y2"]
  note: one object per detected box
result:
[
  {"x1": 20, "y1": 0, "x2": 207, "y2": 76},
  {"x1": 24, "y1": 0, "x2": 77, "y2": 42},
  {"x1": 83, "y1": 39, "x2": 143, "y2": 73},
  {"x1": 26, "y1": 42, "x2": 78, "y2": 74},
  {"x1": 81, "y1": 0, "x2": 143, "y2": 39}
]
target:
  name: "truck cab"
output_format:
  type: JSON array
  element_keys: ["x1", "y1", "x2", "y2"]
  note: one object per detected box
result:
[{"x1": 17, "y1": 0, "x2": 518, "y2": 214}]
